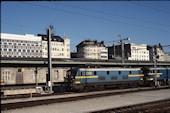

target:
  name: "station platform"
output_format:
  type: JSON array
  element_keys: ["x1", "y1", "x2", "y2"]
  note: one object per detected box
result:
[{"x1": 2, "y1": 88, "x2": 170, "y2": 113}]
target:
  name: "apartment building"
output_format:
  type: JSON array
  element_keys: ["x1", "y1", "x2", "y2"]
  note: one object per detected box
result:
[
  {"x1": 108, "y1": 43, "x2": 150, "y2": 61},
  {"x1": 128, "y1": 43, "x2": 149, "y2": 61},
  {"x1": 38, "y1": 34, "x2": 70, "y2": 58},
  {"x1": 0, "y1": 33, "x2": 42, "y2": 58},
  {"x1": 164, "y1": 53, "x2": 170, "y2": 61},
  {"x1": 147, "y1": 44, "x2": 165, "y2": 61},
  {"x1": 76, "y1": 40, "x2": 108, "y2": 59}
]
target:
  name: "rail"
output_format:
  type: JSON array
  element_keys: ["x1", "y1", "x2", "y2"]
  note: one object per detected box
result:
[{"x1": 1, "y1": 86, "x2": 170, "y2": 111}]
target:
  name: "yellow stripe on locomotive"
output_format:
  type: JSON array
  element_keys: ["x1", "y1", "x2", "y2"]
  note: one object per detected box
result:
[{"x1": 75, "y1": 76, "x2": 98, "y2": 79}]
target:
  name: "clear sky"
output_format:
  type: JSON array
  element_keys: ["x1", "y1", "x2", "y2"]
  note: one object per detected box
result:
[{"x1": 1, "y1": 1, "x2": 170, "y2": 52}]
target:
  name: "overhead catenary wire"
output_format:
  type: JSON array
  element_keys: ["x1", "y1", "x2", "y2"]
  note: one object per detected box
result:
[
  {"x1": 130, "y1": 1, "x2": 170, "y2": 14},
  {"x1": 1, "y1": 21, "x2": 68, "y2": 37},
  {"x1": 1, "y1": 21, "x2": 97, "y2": 44},
  {"x1": 2, "y1": 21, "x2": 44, "y2": 31},
  {"x1": 18, "y1": 2, "x2": 170, "y2": 34},
  {"x1": 55, "y1": 2, "x2": 170, "y2": 27}
]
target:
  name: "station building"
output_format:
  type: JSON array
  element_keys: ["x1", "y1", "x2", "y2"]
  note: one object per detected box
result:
[
  {"x1": 76, "y1": 40, "x2": 108, "y2": 59},
  {"x1": 0, "y1": 33, "x2": 42, "y2": 58}
]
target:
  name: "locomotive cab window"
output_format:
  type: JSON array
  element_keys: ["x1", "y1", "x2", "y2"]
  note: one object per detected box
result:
[{"x1": 67, "y1": 70, "x2": 77, "y2": 77}]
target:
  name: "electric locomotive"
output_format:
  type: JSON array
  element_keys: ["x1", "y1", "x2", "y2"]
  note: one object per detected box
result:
[{"x1": 65, "y1": 67, "x2": 170, "y2": 91}]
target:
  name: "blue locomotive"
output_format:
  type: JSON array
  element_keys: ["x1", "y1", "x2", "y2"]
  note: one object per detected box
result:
[{"x1": 65, "y1": 67, "x2": 170, "y2": 91}]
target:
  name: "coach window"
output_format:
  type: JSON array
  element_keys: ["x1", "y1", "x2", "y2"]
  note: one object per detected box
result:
[
  {"x1": 1, "y1": 70, "x2": 11, "y2": 82},
  {"x1": 107, "y1": 71, "x2": 110, "y2": 75}
]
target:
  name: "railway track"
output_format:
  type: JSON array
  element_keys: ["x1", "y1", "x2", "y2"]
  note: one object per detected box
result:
[
  {"x1": 1, "y1": 85, "x2": 169, "y2": 100},
  {"x1": 1, "y1": 86, "x2": 170, "y2": 100},
  {"x1": 1, "y1": 86, "x2": 170, "y2": 111},
  {"x1": 91, "y1": 99, "x2": 170, "y2": 113}
]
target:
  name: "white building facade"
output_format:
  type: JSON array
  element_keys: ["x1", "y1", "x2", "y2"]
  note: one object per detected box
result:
[
  {"x1": 38, "y1": 34, "x2": 70, "y2": 59},
  {"x1": 77, "y1": 40, "x2": 108, "y2": 59},
  {"x1": 147, "y1": 44, "x2": 165, "y2": 61},
  {"x1": 108, "y1": 43, "x2": 150, "y2": 61},
  {"x1": 164, "y1": 53, "x2": 170, "y2": 61},
  {"x1": 1, "y1": 33, "x2": 70, "y2": 59},
  {"x1": 1, "y1": 33, "x2": 42, "y2": 58},
  {"x1": 128, "y1": 43, "x2": 150, "y2": 61},
  {"x1": 100, "y1": 46, "x2": 108, "y2": 59}
]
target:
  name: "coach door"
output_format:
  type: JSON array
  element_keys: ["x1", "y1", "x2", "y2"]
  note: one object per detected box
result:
[{"x1": 16, "y1": 68, "x2": 23, "y2": 84}]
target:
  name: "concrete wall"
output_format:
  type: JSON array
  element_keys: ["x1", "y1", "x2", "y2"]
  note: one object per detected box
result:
[{"x1": 1, "y1": 67, "x2": 71, "y2": 85}]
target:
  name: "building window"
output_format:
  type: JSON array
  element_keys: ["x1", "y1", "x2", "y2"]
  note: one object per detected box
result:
[
  {"x1": 31, "y1": 70, "x2": 35, "y2": 79},
  {"x1": 4, "y1": 45, "x2": 7, "y2": 48},
  {"x1": 1, "y1": 70, "x2": 11, "y2": 82},
  {"x1": 54, "y1": 70, "x2": 59, "y2": 79}
]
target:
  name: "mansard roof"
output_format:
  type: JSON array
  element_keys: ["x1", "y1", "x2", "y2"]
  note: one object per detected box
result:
[
  {"x1": 76, "y1": 40, "x2": 105, "y2": 47},
  {"x1": 38, "y1": 34, "x2": 64, "y2": 42}
]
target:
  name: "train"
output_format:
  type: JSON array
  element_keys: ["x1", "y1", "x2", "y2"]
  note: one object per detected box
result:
[
  {"x1": 1, "y1": 66, "x2": 170, "y2": 92},
  {"x1": 64, "y1": 67, "x2": 170, "y2": 91}
]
